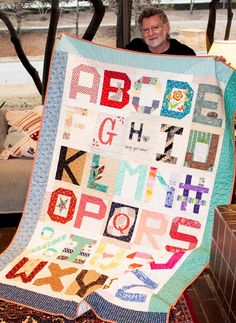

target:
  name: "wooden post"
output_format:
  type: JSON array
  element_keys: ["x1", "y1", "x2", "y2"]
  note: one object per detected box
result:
[{"x1": 122, "y1": 0, "x2": 129, "y2": 48}]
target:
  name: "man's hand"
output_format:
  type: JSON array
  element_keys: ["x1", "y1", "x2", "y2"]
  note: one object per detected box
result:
[{"x1": 215, "y1": 55, "x2": 231, "y2": 66}]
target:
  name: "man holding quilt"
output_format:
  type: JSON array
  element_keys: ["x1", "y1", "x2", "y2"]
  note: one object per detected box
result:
[{"x1": 125, "y1": 7, "x2": 196, "y2": 56}]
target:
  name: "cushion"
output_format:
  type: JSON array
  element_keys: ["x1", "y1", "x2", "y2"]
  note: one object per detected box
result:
[
  {"x1": 0, "y1": 106, "x2": 43, "y2": 160},
  {"x1": 0, "y1": 159, "x2": 33, "y2": 214}
]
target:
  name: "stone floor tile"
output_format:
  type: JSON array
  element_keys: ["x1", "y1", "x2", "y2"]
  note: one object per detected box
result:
[
  {"x1": 200, "y1": 299, "x2": 229, "y2": 323},
  {"x1": 191, "y1": 274, "x2": 215, "y2": 301}
]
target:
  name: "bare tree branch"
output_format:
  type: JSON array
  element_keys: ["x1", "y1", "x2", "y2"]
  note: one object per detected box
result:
[
  {"x1": 0, "y1": 101, "x2": 6, "y2": 109},
  {"x1": 206, "y1": 0, "x2": 221, "y2": 52},
  {"x1": 82, "y1": 0, "x2": 105, "y2": 41},
  {"x1": 42, "y1": 0, "x2": 60, "y2": 103},
  {"x1": 224, "y1": 0, "x2": 233, "y2": 40},
  {"x1": 0, "y1": 11, "x2": 42, "y2": 94}
]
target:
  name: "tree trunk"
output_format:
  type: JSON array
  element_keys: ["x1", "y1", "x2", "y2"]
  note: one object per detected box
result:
[
  {"x1": 206, "y1": 0, "x2": 221, "y2": 52},
  {"x1": 0, "y1": 11, "x2": 42, "y2": 94},
  {"x1": 76, "y1": 0, "x2": 79, "y2": 37},
  {"x1": 42, "y1": 0, "x2": 60, "y2": 103},
  {"x1": 116, "y1": 0, "x2": 132, "y2": 48},
  {"x1": 16, "y1": 14, "x2": 22, "y2": 39},
  {"x1": 82, "y1": 0, "x2": 105, "y2": 41},
  {"x1": 224, "y1": 0, "x2": 233, "y2": 40}
]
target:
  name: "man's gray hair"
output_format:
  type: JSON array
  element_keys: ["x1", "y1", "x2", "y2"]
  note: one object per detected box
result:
[{"x1": 138, "y1": 7, "x2": 169, "y2": 26}]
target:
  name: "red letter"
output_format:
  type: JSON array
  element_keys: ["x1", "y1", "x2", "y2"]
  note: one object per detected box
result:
[
  {"x1": 69, "y1": 64, "x2": 100, "y2": 102},
  {"x1": 98, "y1": 117, "x2": 117, "y2": 145},
  {"x1": 48, "y1": 188, "x2": 76, "y2": 224},
  {"x1": 74, "y1": 194, "x2": 106, "y2": 229},
  {"x1": 6, "y1": 257, "x2": 47, "y2": 283},
  {"x1": 100, "y1": 70, "x2": 131, "y2": 109},
  {"x1": 166, "y1": 217, "x2": 201, "y2": 253}
]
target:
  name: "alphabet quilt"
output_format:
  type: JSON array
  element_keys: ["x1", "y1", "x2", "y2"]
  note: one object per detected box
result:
[{"x1": 0, "y1": 34, "x2": 236, "y2": 322}]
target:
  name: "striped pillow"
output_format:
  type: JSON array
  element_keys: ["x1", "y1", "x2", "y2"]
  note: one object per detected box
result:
[{"x1": 0, "y1": 106, "x2": 43, "y2": 160}]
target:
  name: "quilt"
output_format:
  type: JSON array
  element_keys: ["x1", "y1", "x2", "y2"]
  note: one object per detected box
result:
[{"x1": 0, "y1": 34, "x2": 236, "y2": 323}]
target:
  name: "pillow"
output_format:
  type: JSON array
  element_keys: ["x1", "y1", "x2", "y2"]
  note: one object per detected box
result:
[{"x1": 0, "y1": 106, "x2": 43, "y2": 160}]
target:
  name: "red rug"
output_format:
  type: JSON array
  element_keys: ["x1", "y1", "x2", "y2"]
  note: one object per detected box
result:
[
  {"x1": 0, "y1": 291, "x2": 197, "y2": 322},
  {"x1": 170, "y1": 291, "x2": 198, "y2": 323}
]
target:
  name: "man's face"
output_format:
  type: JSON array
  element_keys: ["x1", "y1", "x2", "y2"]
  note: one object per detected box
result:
[{"x1": 141, "y1": 15, "x2": 170, "y2": 52}]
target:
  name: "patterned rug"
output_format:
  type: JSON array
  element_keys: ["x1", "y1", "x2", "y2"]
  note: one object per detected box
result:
[
  {"x1": 0, "y1": 34, "x2": 235, "y2": 322},
  {"x1": 0, "y1": 292, "x2": 196, "y2": 322}
]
